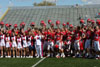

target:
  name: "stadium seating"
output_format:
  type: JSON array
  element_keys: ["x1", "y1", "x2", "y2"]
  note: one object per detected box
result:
[{"x1": 2, "y1": 5, "x2": 100, "y2": 28}]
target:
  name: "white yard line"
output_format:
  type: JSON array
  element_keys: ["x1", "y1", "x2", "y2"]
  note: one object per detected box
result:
[{"x1": 31, "y1": 57, "x2": 46, "y2": 67}]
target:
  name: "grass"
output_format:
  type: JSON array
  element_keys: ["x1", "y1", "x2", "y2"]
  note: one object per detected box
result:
[
  {"x1": 0, "y1": 57, "x2": 100, "y2": 67},
  {"x1": 37, "y1": 57, "x2": 100, "y2": 67},
  {"x1": 0, "y1": 58, "x2": 40, "y2": 67}
]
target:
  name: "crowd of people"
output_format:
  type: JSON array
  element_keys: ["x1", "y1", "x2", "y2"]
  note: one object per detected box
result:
[{"x1": 0, "y1": 19, "x2": 100, "y2": 59}]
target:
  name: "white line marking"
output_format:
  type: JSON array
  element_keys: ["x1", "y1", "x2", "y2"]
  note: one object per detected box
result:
[{"x1": 31, "y1": 57, "x2": 46, "y2": 67}]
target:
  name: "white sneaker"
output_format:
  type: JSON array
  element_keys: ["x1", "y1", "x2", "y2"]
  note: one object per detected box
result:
[
  {"x1": 62, "y1": 54, "x2": 65, "y2": 58},
  {"x1": 36, "y1": 56, "x2": 39, "y2": 58},
  {"x1": 17, "y1": 56, "x2": 20, "y2": 58},
  {"x1": 21, "y1": 56, "x2": 23, "y2": 58},
  {"x1": 13, "y1": 56, "x2": 15, "y2": 58},
  {"x1": 41, "y1": 56, "x2": 43, "y2": 58},
  {"x1": 23, "y1": 56, "x2": 25, "y2": 58},
  {"x1": 61, "y1": 54, "x2": 63, "y2": 57},
  {"x1": 85, "y1": 53, "x2": 88, "y2": 58},
  {"x1": 5, "y1": 56, "x2": 8, "y2": 58},
  {"x1": 35, "y1": 54, "x2": 37, "y2": 57},
  {"x1": 56, "y1": 54, "x2": 60, "y2": 58},
  {"x1": 26, "y1": 56, "x2": 29, "y2": 58},
  {"x1": 96, "y1": 57, "x2": 99, "y2": 60},
  {"x1": 1, "y1": 56, "x2": 3, "y2": 58},
  {"x1": 29, "y1": 56, "x2": 31, "y2": 58},
  {"x1": 31, "y1": 56, "x2": 33, "y2": 58},
  {"x1": 47, "y1": 54, "x2": 50, "y2": 57},
  {"x1": 8, "y1": 56, "x2": 11, "y2": 58}
]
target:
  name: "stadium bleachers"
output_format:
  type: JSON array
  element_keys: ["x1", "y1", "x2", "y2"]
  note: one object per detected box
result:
[{"x1": 1, "y1": 5, "x2": 100, "y2": 28}]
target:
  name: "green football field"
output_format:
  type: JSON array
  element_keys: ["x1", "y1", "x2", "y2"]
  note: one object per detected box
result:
[{"x1": 0, "y1": 57, "x2": 100, "y2": 67}]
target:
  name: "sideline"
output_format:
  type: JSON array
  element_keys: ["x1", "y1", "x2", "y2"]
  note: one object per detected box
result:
[{"x1": 31, "y1": 57, "x2": 46, "y2": 67}]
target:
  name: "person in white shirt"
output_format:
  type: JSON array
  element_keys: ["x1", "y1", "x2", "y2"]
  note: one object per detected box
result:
[
  {"x1": 11, "y1": 32, "x2": 17, "y2": 58},
  {"x1": 34, "y1": 30, "x2": 43, "y2": 58}
]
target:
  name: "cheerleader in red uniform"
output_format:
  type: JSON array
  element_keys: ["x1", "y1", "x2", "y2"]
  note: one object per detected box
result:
[
  {"x1": 64, "y1": 36, "x2": 71, "y2": 57},
  {"x1": 17, "y1": 34, "x2": 22, "y2": 58},
  {"x1": 27, "y1": 32, "x2": 34, "y2": 58},
  {"x1": 22, "y1": 33, "x2": 28, "y2": 58},
  {"x1": 11, "y1": 32, "x2": 17, "y2": 58},
  {"x1": 74, "y1": 26, "x2": 82, "y2": 57},
  {"x1": 5, "y1": 33, "x2": 11, "y2": 58},
  {"x1": 54, "y1": 29, "x2": 65, "y2": 58},
  {"x1": 47, "y1": 29, "x2": 54, "y2": 57},
  {"x1": 0, "y1": 31, "x2": 5, "y2": 58}
]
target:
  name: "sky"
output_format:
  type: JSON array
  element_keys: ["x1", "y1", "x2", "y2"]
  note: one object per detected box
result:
[{"x1": 0, "y1": 0, "x2": 100, "y2": 18}]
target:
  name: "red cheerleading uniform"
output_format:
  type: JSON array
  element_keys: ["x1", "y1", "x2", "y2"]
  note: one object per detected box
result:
[
  {"x1": 86, "y1": 30, "x2": 91, "y2": 39},
  {"x1": 55, "y1": 32, "x2": 61, "y2": 41},
  {"x1": 94, "y1": 30, "x2": 100, "y2": 41},
  {"x1": 75, "y1": 32, "x2": 81, "y2": 40}
]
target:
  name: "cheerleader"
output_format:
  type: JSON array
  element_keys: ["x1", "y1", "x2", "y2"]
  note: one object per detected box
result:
[
  {"x1": 11, "y1": 32, "x2": 17, "y2": 58},
  {"x1": 5, "y1": 33, "x2": 11, "y2": 58},
  {"x1": 22, "y1": 33, "x2": 28, "y2": 57},
  {"x1": 17, "y1": 34, "x2": 22, "y2": 58},
  {"x1": 74, "y1": 26, "x2": 82, "y2": 58},
  {"x1": 0, "y1": 31, "x2": 5, "y2": 58},
  {"x1": 93, "y1": 26, "x2": 100, "y2": 59},
  {"x1": 47, "y1": 30, "x2": 54, "y2": 57},
  {"x1": 64, "y1": 36, "x2": 71, "y2": 57},
  {"x1": 54, "y1": 29, "x2": 65, "y2": 58},
  {"x1": 27, "y1": 32, "x2": 33, "y2": 58},
  {"x1": 59, "y1": 40, "x2": 65, "y2": 58}
]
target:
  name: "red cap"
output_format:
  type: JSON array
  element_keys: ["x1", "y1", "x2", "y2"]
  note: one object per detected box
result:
[
  {"x1": 51, "y1": 23, "x2": 54, "y2": 26},
  {"x1": 61, "y1": 32, "x2": 64, "y2": 35},
  {"x1": 21, "y1": 22, "x2": 25, "y2": 26},
  {"x1": 96, "y1": 19, "x2": 100, "y2": 25},
  {"x1": 67, "y1": 36, "x2": 71, "y2": 40},
  {"x1": 62, "y1": 23, "x2": 66, "y2": 26},
  {"x1": 91, "y1": 20, "x2": 95, "y2": 24},
  {"x1": 55, "y1": 44, "x2": 59, "y2": 48},
  {"x1": 48, "y1": 20, "x2": 52, "y2": 24},
  {"x1": 69, "y1": 24, "x2": 73, "y2": 28},
  {"x1": 80, "y1": 19, "x2": 84, "y2": 23},
  {"x1": 14, "y1": 24, "x2": 17, "y2": 27},
  {"x1": 96, "y1": 19, "x2": 99, "y2": 22},
  {"x1": 0, "y1": 21, "x2": 4, "y2": 25},
  {"x1": 87, "y1": 18, "x2": 91, "y2": 22},
  {"x1": 5, "y1": 24, "x2": 9, "y2": 27},
  {"x1": 56, "y1": 20, "x2": 60, "y2": 25},
  {"x1": 66, "y1": 22, "x2": 69, "y2": 25},
  {"x1": 41, "y1": 20, "x2": 45, "y2": 24},
  {"x1": 64, "y1": 41, "x2": 67, "y2": 45},
  {"x1": 8, "y1": 30, "x2": 11, "y2": 34},
  {"x1": 30, "y1": 22, "x2": 35, "y2": 26}
]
